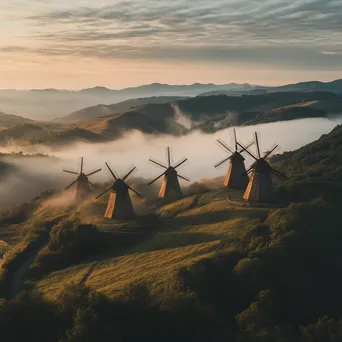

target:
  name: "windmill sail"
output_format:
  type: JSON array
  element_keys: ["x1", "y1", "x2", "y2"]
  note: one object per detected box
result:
[
  {"x1": 96, "y1": 163, "x2": 143, "y2": 220},
  {"x1": 148, "y1": 147, "x2": 189, "y2": 202},
  {"x1": 214, "y1": 128, "x2": 252, "y2": 189},
  {"x1": 62, "y1": 157, "x2": 102, "y2": 203},
  {"x1": 240, "y1": 132, "x2": 288, "y2": 203}
]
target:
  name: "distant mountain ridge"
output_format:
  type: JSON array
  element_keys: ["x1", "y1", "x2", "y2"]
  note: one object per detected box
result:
[
  {"x1": 25, "y1": 82, "x2": 255, "y2": 93},
  {"x1": 0, "y1": 82, "x2": 256, "y2": 120},
  {"x1": 199, "y1": 79, "x2": 342, "y2": 96},
  {"x1": 1, "y1": 79, "x2": 342, "y2": 121}
]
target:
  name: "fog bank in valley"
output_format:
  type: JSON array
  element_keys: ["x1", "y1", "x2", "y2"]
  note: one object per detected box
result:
[{"x1": 1, "y1": 117, "x2": 341, "y2": 208}]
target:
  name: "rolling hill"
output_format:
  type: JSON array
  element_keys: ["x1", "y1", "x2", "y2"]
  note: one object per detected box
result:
[
  {"x1": 2, "y1": 79, "x2": 342, "y2": 121},
  {"x1": 272, "y1": 123, "x2": 342, "y2": 181},
  {"x1": 0, "y1": 82, "x2": 255, "y2": 120},
  {"x1": 0, "y1": 111, "x2": 34, "y2": 130},
  {"x1": 1, "y1": 91, "x2": 341, "y2": 147},
  {"x1": 59, "y1": 96, "x2": 188, "y2": 122},
  {"x1": 199, "y1": 78, "x2": 342, "y2": 96},
  {"x1": 0, "y1": 122, "x2": 341, "y2": 341}
]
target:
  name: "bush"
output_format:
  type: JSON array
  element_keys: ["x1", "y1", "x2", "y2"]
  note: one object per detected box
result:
[
  {"x1": 31, "y1": 220, "x2": 110, "y2": 275},
  {"x1": 300, "y1": 316, "x2": 342, "y2": 342},
  {"x1": 0, "y1": 202, "x2": 37, "y2": 225},
  {"x1": 185, "y1": 182, "x2": 210, "y2": 195}
]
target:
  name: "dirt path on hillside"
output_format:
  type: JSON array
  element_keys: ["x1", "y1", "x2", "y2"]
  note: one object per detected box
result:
[{"x1": 10, "y1": 243, "x2": 47, "y2": 299}]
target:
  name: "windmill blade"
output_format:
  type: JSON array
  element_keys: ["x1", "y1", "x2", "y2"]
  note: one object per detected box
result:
[
  {"x1": 86, "y1": 168, "x2": 102, "y2": 177},
  {"x1": 80, "y1": 157, "x2": 84, "y2": 174},
  {"x1": 233, "y1": 128, "x2": 238, "y2": 150},
  {"x1": 165, "y1": 146, "x2": 173, "y2": 167},
  {"x1": 214, "y1": 156, "x2": 231, "y2": 168},
  {"x1": 63, "y1": 169, "x2": 79, "y2": 175},
  {"x1": 238, "y1": 139, "x2": 255, "y2": 154},
  {"x1": 122, "y1": 166, "x2": 137, "y2": 181},
  {"x1": 65, "y1": 179, "x2": 78, "y2": 190},
  {"x1": 242, "y1": 166, "x2": 253, "y2": 176},
  {"x1": 263, "y1": 144, "x2": 279, "y2": 160},
  {"x1": 174, "y1": 157, "x2": 188, "y2": 169},
  {"x1": 167, "y1": 147, "x2": 171, "y2": 167},
  {"x1": 237, "y1": 142, "x2": 258, "y2": 160},
  {"x1": 254, "y1": 132, "x2": 261, "y2": 158},
  {"x1": 148, "y1": 172, "x2": 165, "y2": 185},
  {"x1": 128, "y1": 185, "x2": 144, "y2": 199},
  {"x1": 105, "y1": 162, "x2": 117, "y2": 180},
  {"x1": 95, "y1": 186, "x2": 113, "y2": 199},
  {"x1": 216, "y1": 138, "x2": 234, "y2": 154},
  {"x1": 149, "y1": 158, "x2": 167, "y2": 169},
  {"x1": 87, "y1": 180, "x2": 96, "y2": 188},
  {"x1": 269, "y1": 167, "x2": 289, "y2": 180},
  {"x1": 177, "y1": 174, "x2": 190, "y2": 182}
]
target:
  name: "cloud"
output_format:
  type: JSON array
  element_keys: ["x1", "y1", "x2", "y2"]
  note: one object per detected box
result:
[
  {"x1": 2, "y1": 116, "x2": 342, "y2": 207},
  {"x1": 2, "y1": 43, "x2": 342, "y2": 70},
  {"x1": 3, "y1": 0, "x2": 342, "y2": 70}
]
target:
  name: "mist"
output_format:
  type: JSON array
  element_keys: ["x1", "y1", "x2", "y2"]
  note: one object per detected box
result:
[{"x1": 1, "y1": 116, "x2": 342, "y2": 208}]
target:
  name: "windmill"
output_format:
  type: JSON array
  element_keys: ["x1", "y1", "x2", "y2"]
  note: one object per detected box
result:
[
  {"x1": 214, "y1": 128, "x2": 254, "y2": 189},
  {"x1": 63, "y1": 157, "x2": 102, "y2": 203},
  {"x1": 148, "y1": 147, "x2": 189, "y2": 201},
  {"x1": 237, "y1": 132, "x2": 288, "y2": 203},
  {"x1": 95, "y1": 163, "x2": 143, "y2": 220}
]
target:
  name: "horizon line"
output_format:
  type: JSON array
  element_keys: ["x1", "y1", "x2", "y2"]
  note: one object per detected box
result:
[{"x1": 0, "y1": 77, "x2": 340, "y2": 91}]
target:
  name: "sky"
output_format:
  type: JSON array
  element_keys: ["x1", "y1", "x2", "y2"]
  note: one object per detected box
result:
[{"x1": 1, "y1": 0, "x2": 342, "y2": 89}]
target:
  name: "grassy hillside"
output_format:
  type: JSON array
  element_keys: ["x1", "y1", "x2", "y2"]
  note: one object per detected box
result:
[
  {"x1": 0, "y1": 123, "x2": 341, "y2": 340},
  {"x1": 31, "y1": 189, "x2": 269, "y2": 300},
  {"x1": 59, "y1": 96, "x2": 188, "y2": 122},
  {"x1": 0, "y1": 111, "x2": 34, "y2": 130},
  {"x1": 1, "y1": 91, "x2": 341, "y2": 147},
  {"x1": 272, "y1": 124, "x2": 342, "y2": 180}
]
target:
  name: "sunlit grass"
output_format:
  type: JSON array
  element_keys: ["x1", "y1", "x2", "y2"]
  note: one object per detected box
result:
[{"x1": 32, "y1": 188, "x2": 271, "y2": 300}]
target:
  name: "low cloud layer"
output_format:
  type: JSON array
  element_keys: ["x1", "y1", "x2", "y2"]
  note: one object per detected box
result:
[{"x1": 1, "y1": 117, "x2": 341, "y2": 208}]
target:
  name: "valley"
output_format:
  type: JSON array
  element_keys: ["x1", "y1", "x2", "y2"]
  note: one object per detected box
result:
[{"x1": 1, "y1": 90, "x2": 342, "y2": 148}]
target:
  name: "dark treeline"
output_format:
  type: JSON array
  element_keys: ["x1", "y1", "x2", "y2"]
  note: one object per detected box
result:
[{"x1": 1, "y1": 198, "x2": 342, "y2": 341}]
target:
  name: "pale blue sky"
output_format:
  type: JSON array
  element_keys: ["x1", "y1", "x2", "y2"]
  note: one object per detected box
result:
[{"x1": 1, "y1": 0, "x2": 342, "y2": 88}]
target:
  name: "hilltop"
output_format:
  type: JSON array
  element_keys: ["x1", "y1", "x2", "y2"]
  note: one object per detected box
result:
[
  {"x1": 59, "y1": 96, "x2": 188, "y2": 122},
  {"x1": 0, "y1": 111, "x2": 34, "y2": 130},
  {"x1": 199, "y1": 78, "x2": 342, "y2": 96},
  {"x1": 2, "y1": 78, "x2": 342, "y2": 121},
  {"x1": 0, "y1": 82, "x2": 254, "y2": 120}
]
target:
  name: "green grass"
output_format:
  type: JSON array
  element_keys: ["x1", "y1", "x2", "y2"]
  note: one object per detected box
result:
[{"x1": 31, "y1": 188, "x2": 271, "y2": 300}]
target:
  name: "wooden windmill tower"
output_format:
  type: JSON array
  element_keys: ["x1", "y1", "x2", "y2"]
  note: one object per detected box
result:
[
  {"x1": 237, "y1": 132, "x2": 288, "y2": 203},
  {"x1": 214, "y1": 128, "x2": 254, "y2": 189},
  {"x1": 148, "y1": 147, "x2": 189, "y2": 201},
  {"x1": 63, "y1": 157, "x2": 102, "y2": 203},
  {"x1": 95, "y1": 163, "x2": 143, "y2": 220}
]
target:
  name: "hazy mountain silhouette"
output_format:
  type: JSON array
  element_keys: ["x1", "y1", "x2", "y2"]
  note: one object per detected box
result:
[
  {"x1": 1, "y1": 91, "x2": 341, "y2": 147},
  {"x1": 199, "y1": 79, "x2": 342, "y2": 96},
  {"x1": 59, "y1": 96, "x2": 188, "y2": 122},
  {"x1": 0, "y1": 83, "x2": 255, "y2": 120}
]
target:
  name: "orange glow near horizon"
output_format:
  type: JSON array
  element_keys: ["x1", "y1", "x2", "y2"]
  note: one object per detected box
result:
[{"x1": 2, "y1": 53, "x2": 342, "y2": 90}]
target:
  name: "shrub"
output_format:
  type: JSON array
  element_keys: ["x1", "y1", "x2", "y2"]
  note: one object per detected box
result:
[
  {"x1": 300, "y1": 316, "x2": 342, "y2": 342},
  {"x1": 30, "y1": 220, "x2": 111, "y2": 276},
  {"x1": 186, "y1": 182, "x2": 210, "y2": 195},
  {"x1": 0, "y1": 202, "x2": 37, "y2": 225}
]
